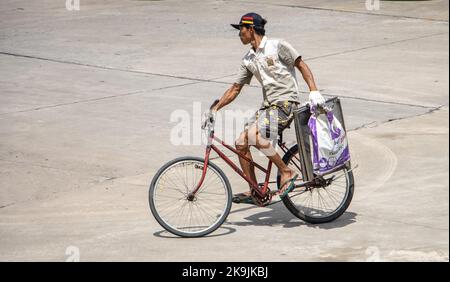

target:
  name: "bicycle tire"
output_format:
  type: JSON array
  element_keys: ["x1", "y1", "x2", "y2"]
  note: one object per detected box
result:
[
  {"x1": 278, "y1": 144, "x2": 354, "y2": 224},
  {"x1": 149, "y1": 156, "x2": 232, "y2": 237}
]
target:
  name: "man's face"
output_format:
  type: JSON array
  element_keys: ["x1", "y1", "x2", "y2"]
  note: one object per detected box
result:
[{"x1": 238, "y1": 25, "x2": 253, "y2": 45}]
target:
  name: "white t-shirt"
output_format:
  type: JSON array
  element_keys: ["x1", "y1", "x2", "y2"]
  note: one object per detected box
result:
[{"x1": 235, "y1": 36, "x2": 302, "y2": 107}]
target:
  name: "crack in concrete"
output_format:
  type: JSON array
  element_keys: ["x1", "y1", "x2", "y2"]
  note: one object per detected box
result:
[
  {"x1": 0, "y1": 51, "x2": 232, "y2": 86},
  {"x1": 0, "y1": 158, "x2": 114, "y2": 180},
  {"x1": 0, "y1": 175, "x2": 117, "y2": 211},
  {"x1": 0, "y1": 80, "x2": 204, "y2": 117},
  {"x1": 321, "y1": 93, "x2": 436, "y2": 110},
  {"x1": 307, "y1": 32, "x2": 448, "y2": 62},
  {"x1": 232, "y1": 0, "x2": 449, "y2": 23},
  {"x1": 0, "y1": 89, "x2": 147, "y2": 117},
  {"x1": 349, "y1": 104, "x2": 447, "y2": 132},
  {"x1": 0, "y1": 203, "x2": 15, "y2": 209}
]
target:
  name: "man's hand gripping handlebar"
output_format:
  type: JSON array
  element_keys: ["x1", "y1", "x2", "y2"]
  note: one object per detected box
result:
[{"x1": 201, "y1": 99, "x2": 220, "y2": 130}]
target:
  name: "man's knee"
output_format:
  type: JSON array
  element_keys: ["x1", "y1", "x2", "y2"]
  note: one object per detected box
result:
[
  {"x1": 247, "y1": 126, "x2": 270, "y2": 149},
  {"x1": 235, "y1": 131, "x2": 249, "y2": 152},
  {"x1": 247, "y1": 126, "x2": 259, "y2": 146}
]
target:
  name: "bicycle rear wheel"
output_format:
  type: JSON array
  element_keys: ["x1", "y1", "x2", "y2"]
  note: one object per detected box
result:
[
  {"x1": 278, "y1": 145, "x2": 354, "y2": 224},
  {"x1": 149, "y1": 156, "x2": 232, "y2": 237}
]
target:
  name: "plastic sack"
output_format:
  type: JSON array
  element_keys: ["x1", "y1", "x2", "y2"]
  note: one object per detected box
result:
[{"x1": 308, "y1": 108, "x2": 350, "y2": 175}]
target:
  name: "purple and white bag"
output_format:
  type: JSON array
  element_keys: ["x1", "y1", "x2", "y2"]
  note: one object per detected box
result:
[{"x1": 308, "y1": 108, "x2": 350, "y2": 175}]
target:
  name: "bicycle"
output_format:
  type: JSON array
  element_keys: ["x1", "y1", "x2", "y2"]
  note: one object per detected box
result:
[{"x1": 149, "y1": 100, "x2": 355, "y2": 237}]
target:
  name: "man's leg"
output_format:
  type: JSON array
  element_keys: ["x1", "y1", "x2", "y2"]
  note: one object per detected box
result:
[
  {"x1": 246, "y1": 125, "x2": 296, "y2": 193},
  {"x1": 235, "y1": 130, "x2": 258, "y2": 192}
]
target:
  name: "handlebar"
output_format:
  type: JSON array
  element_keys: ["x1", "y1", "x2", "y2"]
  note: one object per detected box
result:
[{"x1": 201, "y1": 99, "x2": 220, "y2": 130}]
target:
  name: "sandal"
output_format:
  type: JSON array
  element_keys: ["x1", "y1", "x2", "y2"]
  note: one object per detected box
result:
[
  {"x1": 279, "y1": 174, "x2": 299, "y2": 198},
  {"x1": 232, "y1": 192, "x2": 255, "y2": 204}
]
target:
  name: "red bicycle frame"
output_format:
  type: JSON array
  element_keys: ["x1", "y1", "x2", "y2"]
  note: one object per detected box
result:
[{"x1": 189, "y1": 129, "x2": 292, "y2": 199}]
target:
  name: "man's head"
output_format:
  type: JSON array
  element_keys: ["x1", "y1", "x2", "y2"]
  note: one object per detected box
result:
[{"x1": 231, "y1": 13, "x2": 267, "y2": 45}]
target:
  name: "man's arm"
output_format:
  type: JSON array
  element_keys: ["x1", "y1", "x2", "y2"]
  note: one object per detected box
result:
[
  {"x1": 295, "y1": 58, "x2": 318, "y2": 92},
  {"x1": 211, "y1": 83, "x2": 244, "y2": 112},
  {"x1": 295, "y1": 57, "x2": 326, "y2": 106}
]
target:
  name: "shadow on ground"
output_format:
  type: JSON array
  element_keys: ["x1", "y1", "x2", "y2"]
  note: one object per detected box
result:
[
  {"x1": 153, "y1": 226, "x2": 237, "y2": 239},
  {"x1": 226, "y1": 202, "x2": 357, "y2": 230},
  {"x1": 152, "y1": 203, "x2": 357, "y2": 238}
]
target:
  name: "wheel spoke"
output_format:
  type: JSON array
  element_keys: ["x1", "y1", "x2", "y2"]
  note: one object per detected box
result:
[
  {"x1": 150, "y1": 159, "x2": 229, "y2": 236},
  {"x1": 282, "y1": 147, "x2": 353, "y2": 221}
]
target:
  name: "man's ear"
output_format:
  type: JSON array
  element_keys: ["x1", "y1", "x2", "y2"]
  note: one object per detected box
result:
[{"x1": 250, "y1": 27, "x2": 257, "y2": 40}]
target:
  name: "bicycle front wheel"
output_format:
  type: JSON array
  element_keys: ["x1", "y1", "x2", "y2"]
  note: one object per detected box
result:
[
  {"x1": 278, "y1": 145, "x2": 354, "y2": 224},
  {"x1": 149, "y1": 156, "x2": 232, "y2": 237}
]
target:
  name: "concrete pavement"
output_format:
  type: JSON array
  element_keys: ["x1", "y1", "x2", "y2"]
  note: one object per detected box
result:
[{"x1": 0, "y1": 0, "x2": 448, "y2": 261}]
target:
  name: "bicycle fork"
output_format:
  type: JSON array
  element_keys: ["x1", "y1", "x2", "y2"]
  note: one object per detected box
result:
[{"x1": 187, "y1": 146, "x2": 212, "y2": 201}]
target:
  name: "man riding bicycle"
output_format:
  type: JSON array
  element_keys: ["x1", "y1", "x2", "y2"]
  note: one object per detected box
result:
[{"x1": 206, "y1": 12, "x2": 325, "y2": 203}]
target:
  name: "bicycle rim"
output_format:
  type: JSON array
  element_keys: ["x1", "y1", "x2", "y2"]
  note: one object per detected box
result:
[
  {"x1": 281, "y1": 146, "x2": 354, "y2": 223},
  {"x1": 150, "y1": 158, "x2": 231, "y2": 237},
  {"x1": 288, "y1": 168, "x2": 351, "y2": 220}
]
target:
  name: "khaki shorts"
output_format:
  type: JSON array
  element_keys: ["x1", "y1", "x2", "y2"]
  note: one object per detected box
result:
[{"x1": 244, "y1": 100, "x2": 298, "y2": 140}]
